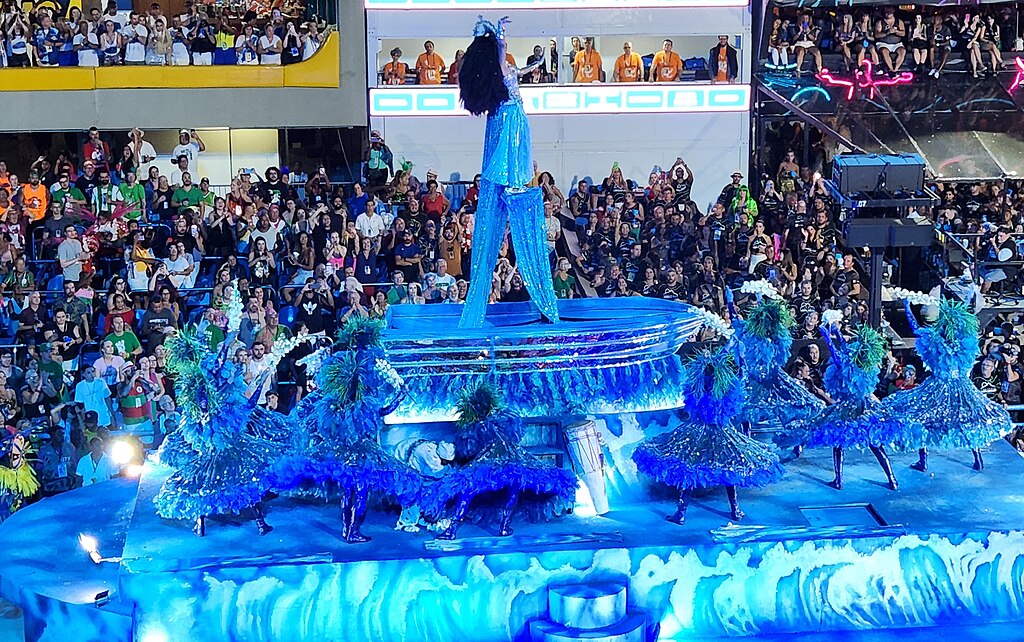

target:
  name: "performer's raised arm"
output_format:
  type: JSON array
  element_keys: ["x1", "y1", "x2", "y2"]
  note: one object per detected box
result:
[{"x1": 903, "y1": 298, "x2": 920, "y2": 333}]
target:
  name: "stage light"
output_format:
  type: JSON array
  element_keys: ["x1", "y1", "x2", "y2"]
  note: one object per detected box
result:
[
  {"x1": 1009, "y1": 57, "x2": 1024, "y2": 92},
  {"x1": 111, "y1": 439, "x2": 135, "y2": 466},
  {"x1": 140, "y1": 627, "x2": 169, "y2": 642},
  {"x1": 573, "y1": 480, "x2": 598, "y2": 518},
  {"x1": 123, "y1": 464, "x2": 144, "y2": 478},
  {"x1": 79, "y1": 533, "x2": 102, "y2": 564}
]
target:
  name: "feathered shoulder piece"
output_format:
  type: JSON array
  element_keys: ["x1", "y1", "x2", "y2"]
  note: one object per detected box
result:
[
  {"x1": 456, "y1": 382, "x2": 507, "y2": 427},
  {"x1": 0, "y1": 432, "x2": 39, "y2": 498},
  {"x1": 681, "y1": 347, "x2": 745, "y2": 425},
  {"x1": 849, "y1": 324, "x2": 886, "y2": 372},
  {"x1": 933, "y1": 298, "x2": 979, "y2": 346},
  {"x1": 165, "y1": 327, "x2": 210, "y2": 376},
  {"x1": 316, "y1": 351, "x2": 362, "y2": 404},
  {"x1": 337, "y1": 317, "x2": 385, "y2": 353},
  {"x1": 743, "y1": 296, "x2": 795, "y2": 340}
]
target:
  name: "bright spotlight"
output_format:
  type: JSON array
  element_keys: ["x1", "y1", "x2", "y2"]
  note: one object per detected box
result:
[
  {"x1": 111, "y1": 440, "x2": 135, "y2": 466},
  {"x1": 78, "y1": 533, "x2": 98, "y2": 554}
]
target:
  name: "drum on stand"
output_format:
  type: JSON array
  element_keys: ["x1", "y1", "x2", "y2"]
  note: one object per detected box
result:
[{"x1": 563, "y1": 419, "x2": 609, "y2": 515}]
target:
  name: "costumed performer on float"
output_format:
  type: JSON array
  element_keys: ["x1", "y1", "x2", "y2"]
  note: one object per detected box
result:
[
  {"x1": 154, "y1": 285, "x2": 307, "y2": 537},
  {"x1": 730, "y1": 280, "x2": 824, "y2": 437},
  {"x1": 0, "y1": 430, "x2": 38, "y2": 525},
  {"x1": 789, "y1": 310, "x2": 906, "y2": 491},
  {"x1": 272, "y1": 317, "x2": 420, "y2": 544},
  {"x1": 427, "y1": 382, "x2": 576, "y2": 540},
  {"x1": 876, "y1": 290, "x2": 1012, "y2": 472},
  {"x1": 457, "y1": 15, "x2": 560, "y2": 328},
  {"x1": 634, "y1": 309, "x2": 784, "y2": 524}
]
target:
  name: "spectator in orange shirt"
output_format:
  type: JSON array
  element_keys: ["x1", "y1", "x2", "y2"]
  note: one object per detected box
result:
[
  {"x1": 21, "y1": 171, "x2": 48, "y2": 223},
  {"x1": 382, "y1": 47, "x2": 407, "y2": 85},
  {"x1": 415, "y1": 40, "x2": 445, "y2": 85},
  {"x1": 572, "y1": 37, "x2": 603, "y2": 83},
  {"x1": 709, "y1": 35, "x2": 739, "y2": 83},
  {"x1": 651, "y1": 39, "x2": 683, "y2": 82},
  {"x1": 613, "y1": 41, "x2": 643, "y2": 82}
]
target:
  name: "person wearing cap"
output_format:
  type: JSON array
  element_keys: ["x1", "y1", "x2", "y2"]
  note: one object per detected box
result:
[
  {"x1": 171, "y1": 128, "x2": 205, "y2": 168},
  {"x1": 363, "y1": 131, "x2": 393, "y2": 195},
  {"x1": 382, "y1": 46, "x2": 407, "y2": 85},
  {"x1": 717, "y1": 171, "x2": 744, "y2": 206},
  {"x1": 74, "y1": 366, "x2": 115, "y2": 430},
  {"x1": 894, "y1": 363, "x2": 918, "y2": 392}
]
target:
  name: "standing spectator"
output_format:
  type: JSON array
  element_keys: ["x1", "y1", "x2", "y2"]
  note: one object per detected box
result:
[
  {"x1": 118, "y1": 361, "x2": 155, "y2": 440},
  {"x1": 76, "y1": 437, "x2": 116, "y2": 487},
  {"x1": 36, "y1": 425, "x2": 76, "y2": 497},
  {"x1": 171, "y1": 129, "x2": 205, "y2": 168},
  {"x1": 84, "y1": 127, "x2": 112, "y2": 174},
  {"x1": 415, "y1": 40, "x2": 445, "y2": 84},
  {"x1": 58, "y1": 224, "x2": 90, "y2": 285},
  {"x1": 22, "y1": 170, "x2": 49, "y2": 223},
  {"x1": 92, "y1": 170, "x2": 123, "y2": 218},
  {"x1": 105, "y1": 315, "x2": 143, "y2": 360},
  {"x1": 122, "y1": 12, "x2": 149, "y2": 65},
  {"x1": 74, "y1": 366, "x2": 115, "y2": 430},
  {"x1": 651, "y1": 39, "x2": 683, "y2": 82},
  {"x1": 364, "y1": 131, "x2": 393, "y2": 195},
  {"x1": 383, "y1": 47, "x2": 407, "y2": 85},
  {"x1": 709, "y1": 35, "x2": 739, "y2": 82},
  {"x1": 613, "y1": 41, "x2": 643, "y2": 82},
  {"x1": 572, "y1": 37, "x2": 602, "y2": 83},
  {"x1": 258, "y1": 22, "x2": 282, "y2": 65},
  {"x1": 34, "y1": 13, "x2": 62, "y2": 67}
]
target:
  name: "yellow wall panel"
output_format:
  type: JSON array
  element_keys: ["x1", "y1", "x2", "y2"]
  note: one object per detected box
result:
[
  {"x1": 94, "y1": 64, "x2": 285, "y2": 89},
  {"x1": 1, "y1": 67, "x2": 95, "y2": 91},
  {"x1": 283, "y1": 32, "x2": 340, "y2": 88}
]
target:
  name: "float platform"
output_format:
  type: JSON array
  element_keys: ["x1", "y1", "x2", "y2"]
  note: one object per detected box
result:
[{"x1": 2, "y1": 439, "x2": 1024, "y2": 642}]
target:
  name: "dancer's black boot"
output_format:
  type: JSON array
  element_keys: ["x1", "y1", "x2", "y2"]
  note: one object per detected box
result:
[
  {"x1": 437, "y1": 495, "x2": 472, "y2": 540},
  {"x1": 340, "y1": 497, "x2": 351, "y2": 542},
  {"x1": 666, "y1": 488, "x2": 690, "y2": 525},
  {"x1": 870, "y1": 445, "x2": 898, "y2": 491},
  {"x1": 346, "y1": 485, "x2": 371, "y2": 544},
  {"x1": 193, "y1": 515, "x2": 206, "y2": 537},
  {"x1": 827, "y1": 447, "x2": 844, "y2": 490},
  {"x1": 253, "y1": 503, "x2": 273, "y2": 536},
  {"x1": 972, "y1": 449, "x2": 984, "y2": 471},
  {"x1": 498, "y1": 488, "x2": 519, "y2": 537},
  {"x1": 910, "y1": 448, "x2": 927, "y2": 472},
  {"x1": 726, "y1": 486, "x2": 744, "y2": 521}
]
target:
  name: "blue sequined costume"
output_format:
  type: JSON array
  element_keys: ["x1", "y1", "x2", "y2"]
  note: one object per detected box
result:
[
  {"x1": 634, "y1": 348, "x2": 784, "y2": 494},
  {"x1": 734, "y1": 298, "x2": 824, "y2": 432},
  {"x1": 875, "y1": 300, "x2": 1011, "y2": 452},
  {"x1": 459, "y1": 25, "x2": 560, "y2": 328},
  {"x1": 153, "y1": 330, "x2": 280, "y2": 527},
  {"x1": 272, "y1": 320, "x2": 420, "y2": 542}
]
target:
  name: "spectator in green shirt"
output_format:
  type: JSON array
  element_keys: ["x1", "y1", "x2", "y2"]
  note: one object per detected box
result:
[
  {"x1": 120, "y1": 171, "x2": 146, "y2": 221},
  {"x1": 171, "y1": 172, "x2": 202, "y2": 211},
  {"x1": 553, "y1": 257, "x2": 577, "y2": 299},
  {"x1": 51, "y1": 173, "x2": 86, "y2": 207},
  {"x1": 104, "y1": 315, "x2": 143, "y2": 359}
]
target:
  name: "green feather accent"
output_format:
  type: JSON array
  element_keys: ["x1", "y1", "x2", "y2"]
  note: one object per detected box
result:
[
  {"x1": 455, "y1": 382, "x2": 504, "y2": 427},
  {"x1": 317, "y1": 351, "x2": 364, "y2": 404},
  {"x1": 744, "y1": 297, "x2": 795, "y2": 339},
  {"x1": 681, "y1": 347, "x2": 740, "y2": 400},
  {"x1": 0, "y1": 463, "x2": 39, "y2": 498},
  {"x1": 850, "y1": 324, "x2": 886, "y2": 371},
  {"x1": 336, "y1": 317, "x2": 385, "y2": 352},
  {"x1": 165, "y1": 327, "x2": 209, "y2": 376},
  {"x1": 935, "y1": 299, "x2": 979, "y2": 345}
]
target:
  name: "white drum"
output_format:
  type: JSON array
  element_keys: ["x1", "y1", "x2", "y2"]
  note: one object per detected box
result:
[{"x1": 564, "y1": 420, "x2": 610, "y2": 515}]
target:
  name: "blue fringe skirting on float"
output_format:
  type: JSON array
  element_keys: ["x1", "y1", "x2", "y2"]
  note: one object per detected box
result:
[
  {"x1": 873, "y1": 375, "x2": 1012, "y2": 450},
  {"x1": 423, "y1": 445, "x2": 577, "y2": 521},
  {"x1": 271, "y1": 441, "x2": 421, "y2": 504},
  {"x1": 633, "y1": 422, "x2": 785, "y2": 490},
  {"x1": 154, "y1": 433, "x2": 277, "y2": 521},
  {"x1": 787, "y1": 396, "x2": 922, "y2": 450}
]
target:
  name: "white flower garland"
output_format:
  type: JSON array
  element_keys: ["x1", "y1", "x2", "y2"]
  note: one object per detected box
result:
[
  {"x1": 740, "y1": 279, "x2": 782, "y2": 300},
  {"x1": 225, "y1": 281, "x2": 245, "y2": 333},
  {"x1": 693, "y1": 307, "x2": 734, "y2": 339},
  {"x1": 820, "y1": 309, "x2": 844, "y2": 327},
  {"x1": 891, "y1": 287, "x2": 940, "y2": 308}
]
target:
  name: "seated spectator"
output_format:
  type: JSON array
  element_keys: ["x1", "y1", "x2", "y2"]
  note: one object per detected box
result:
[{"x1": 874, "y1": 7, "x2": 907, "y2": 75}]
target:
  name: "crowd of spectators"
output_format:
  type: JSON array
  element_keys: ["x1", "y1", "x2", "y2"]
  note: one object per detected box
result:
[
  {"x1": 0, "y1": 0, "x2": 323, "y2": 68},
  {"x1": 767, "y1": 3, "x2": 1021, "y2": 78},
  {"x1": 2, "y1": 125, "x2": 1022, "y2": 500},
  {"x1": 379, "y1": 35, "x2": 739, "y2": 85}
]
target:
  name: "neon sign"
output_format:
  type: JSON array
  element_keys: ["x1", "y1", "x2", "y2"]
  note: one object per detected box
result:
[
  {"x1": 366, "y1": 0, "x2": 747, "y2": 8},
  {"x1": 1010, "y1": 57, "x2": 1024, "y2": 92},
  {"x1": 817, "y1": 59, "x2": 913, "y2": 101},
  {"x1": 370, "y1": 84, "x2": 750, "y2": 116}
]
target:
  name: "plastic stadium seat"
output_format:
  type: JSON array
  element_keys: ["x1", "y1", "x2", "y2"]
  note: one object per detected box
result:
[{"x1": 46, "y1": 275, "x2": 64, "y2": 293}]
